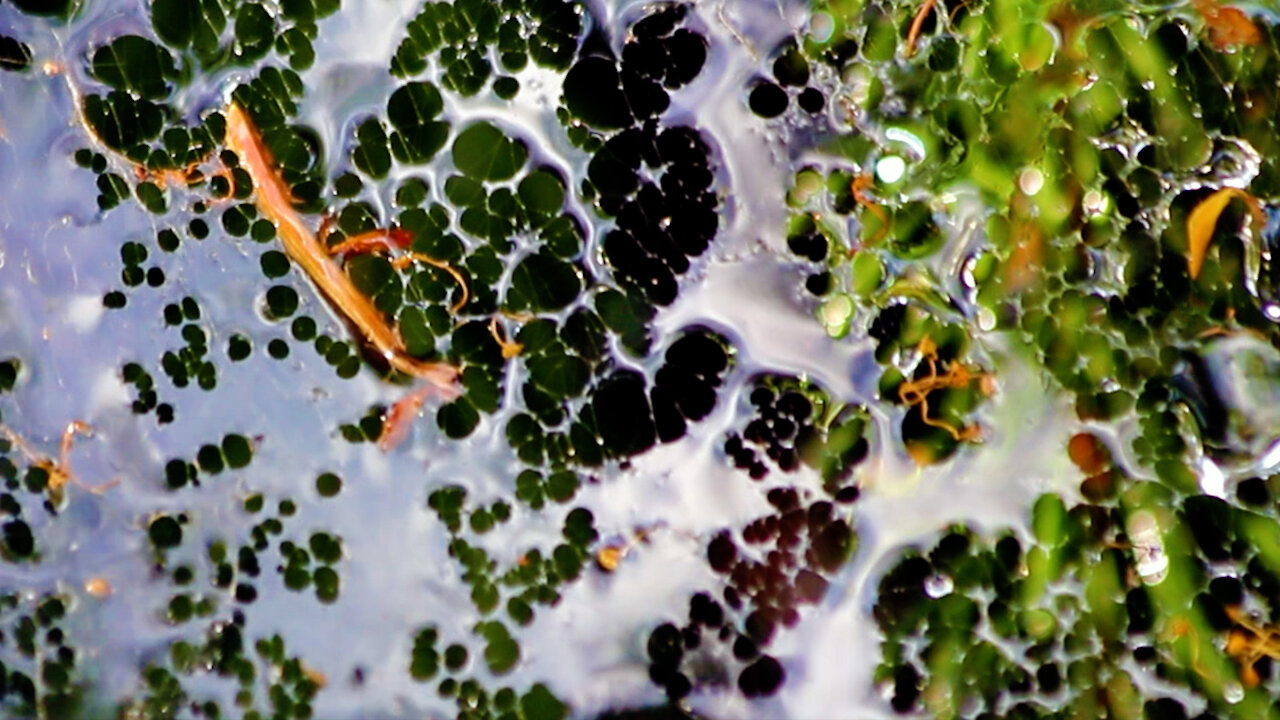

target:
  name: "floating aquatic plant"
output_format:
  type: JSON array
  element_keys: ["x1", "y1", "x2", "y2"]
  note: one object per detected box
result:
[{"x1": 5, "y1": 0, "x2": 1280, "y2": 717}]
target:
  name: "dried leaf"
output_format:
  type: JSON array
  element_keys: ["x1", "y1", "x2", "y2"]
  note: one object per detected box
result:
[
  {"x1": 1193, "y1": 0, "x2": 1262, "y2": 50},
  {"x1": 84, "y1": 577, "x2": 112, "y2": 598},
  {"x1": 1186, "y1": 187, "x2": 1262, "y2": 279},
  {"x1": 595, "y1": 545, "x2": 625, "y2": 572}
]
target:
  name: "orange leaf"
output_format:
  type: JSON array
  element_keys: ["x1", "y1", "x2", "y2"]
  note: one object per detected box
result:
[
  {"x1": 1185, "y1": 187, "x2": 1262, "y2": 279},
  {"x1": 1193, "y1": 0, "x2": 1262, "y2": 50}
]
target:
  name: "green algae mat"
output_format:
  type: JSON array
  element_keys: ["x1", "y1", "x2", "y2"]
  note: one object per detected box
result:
[{"x1": 3, "y1": 0, "x2": 1280, "y2": 718}]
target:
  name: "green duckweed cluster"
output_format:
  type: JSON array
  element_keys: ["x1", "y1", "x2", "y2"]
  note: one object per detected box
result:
[{"x1": 767, "y1": 0, "x2": 1280, "y2": 716}]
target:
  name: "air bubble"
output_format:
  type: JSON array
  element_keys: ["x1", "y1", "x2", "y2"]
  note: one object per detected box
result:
[
  {"x1": 1082, "y1": 189, "x2": 1108, "y2": 216},
  {"x1": 1224, "y1": 682, "x2": 1245, "y2": 704},
  {"x1": 810, "y1": 13, "x2": 835, "y2": 43},
  {"x1": 1198, "y1": 457, "x2": 1226, "y2": 499},
  {"x1": 977, "y1": 308, "x2": 996, "y2": 332},
  {"x1": 885, "y1": 127, "x2": 926, "y2": 159},
  {"x1": 1129, "y1": 511, "x2": 1169, "y2": 585},
  {"x1": 819, "y1": 294, "x2": 854, "y2": 338},
  {"x1": 924, "y1": 574, "x2": 953, "y2": 598},
  {"x1": 1018, "y1": 168, "x2": 1044, "y2": 196},
  {"x1": 875, "y1": 156, "x2": 905, "y2": 184}
]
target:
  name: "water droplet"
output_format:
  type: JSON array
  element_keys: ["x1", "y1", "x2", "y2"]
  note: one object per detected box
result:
[
  {"x1": 976, "y1": 308, "x2": 996, "y2": 332},
  {"x1": 875, "y1": 156, "x2": 905, "y2": 184},
  {"x1": 1198, "y1": 457, "x2": 1227, "y2": 498},
  {"x1": 1260, "y1": 437, "x2": 1280, "y2": 471},
  {"x1": 885, "y1": 127, "x2": 926, "y2": 160},
  {"x1": 1224, "y1": 682, "x2": 1245, "y2": 704},
  {"x1": 924, "y1": 574, "x2": 953, "y2": 598},
  {"x1": 1129, "y1": 510, "x2": 1168, "y2": 585},
  {"x1": 809, "y1": 12, "x2": 835, "y2": 43},
  {"x1": 1018, "y1": 167, "x2": 1044, "y2": 196},
  {"x1": 1082, "y1": 189, "x2": 1108, "y2": 216},
  {"x1": 819, "y1": 294, "x2": 853, "y2": 338}
]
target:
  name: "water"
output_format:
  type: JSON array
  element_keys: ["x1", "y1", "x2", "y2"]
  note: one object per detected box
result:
[{"x1": 3, "y1": 0, "x2": 1279, "y2": 718}]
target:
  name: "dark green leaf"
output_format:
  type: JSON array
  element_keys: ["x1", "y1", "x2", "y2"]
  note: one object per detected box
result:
[
  {"x1": 452, "y1": 121, "x2": 527, "y2": 181},
  {"x1": 445, "y1": 175, "x2": 486, "y2": 207},
  {"x1": 0, "y1": 36, "x2": 33, "y2": 72},
  {"x1": 478, "y1": 621, "x2": 519, "y2": 674},
  {"x1": 528, "y1": 354, "x2": 589, "y2": 398},
  {"x1": 390, "y1": 122, "x2": 450, "y2": 165},
  {"x1": 521, "y1": 684, "x2": 566, "y2": 720},
  {"x1": 91, "y1": 35, "x2": 176, "y2": 100},
  {"x1": 221, "y1": 434, "x2": 252, "y2": 469},
  {"x1": 388, "y1": 81, "x2": 444, "y2": 129},
  {"x1": 518, "y1": 169, "x2": 565, "y2": 216},
  {"x1": 509, "y1": 254, "x2": 581, "y2": 312},
  {"x1": 438, "y1": 397, "x2": 480, "y2": 438},
  {"x1": 234, "y1": 3, "x2": 275, "y2": 62},
  {"x1": 353, "y1": 117, "x2": 391, "y2": 179}
]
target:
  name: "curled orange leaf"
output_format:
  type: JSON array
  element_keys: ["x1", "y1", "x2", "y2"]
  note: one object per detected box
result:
[{"x1": 1186, "y1": 187, "x2": 1263, "y2": 279}]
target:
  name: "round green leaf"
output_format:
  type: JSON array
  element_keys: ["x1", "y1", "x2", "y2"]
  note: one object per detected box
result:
[
  {"x1": 388, "y1": 81, "x2": 444, "y2": 130},
  {"x1": 479, "y1": 622, "x2": 520, "y2": 674},
  {"x1": 221, "y1": 433, "x2": 252, "y2": 469},
  {"x1": 151, "y1": 0, "x2": 197, "y2": 48},
  {"x1": 540, "y1": 215, "x2": 583, "y2": 257},
  {"x1": 234, "y1": 3, "x2": 274, "y2": 62},
  {"x1": 353, "y1": 118, "x2": 391, "y2": 179},
  {"x1": 390, "y1": 123, "x2": 450, "y2": 165},
  {"x1": 452, "y1": 121, "x2": 527, "y2": 181},
  {"x1": 438, "y1": 397, "x2": 480, "y2": 438},
  {"x1": 316, "y1": 472, "x2": 342, "y2": 497},
  {"x1": 398, "y1": 306, "x2": 435, "y2": 358},
  {"x1": 265, "y1": 285, "x2": 299, "y2": 319},
  {"x1": 528, "y1": 354, "x2": 589, "y2": 399},
  {"x1": 521, "y1": 684, "x2": 566, "y2": 720},
  {"x1": 347, "y1": 255, "x2": 395, "y2": 298},
  {"x1": 149, "y1": 516, "x2": 183, "y2": 549},
  {"x1": 509, "y1": 254, "x2": 581, "y2": 311},
  {"x1": 91, "y1": 36, "x2": 176, "y2": 100},
  {"x1": 445, "y1": 175, "x2": 486, "y2": 207},
  {"x1": 518, "y1": 169, "x2": 565, "y2": 216}
]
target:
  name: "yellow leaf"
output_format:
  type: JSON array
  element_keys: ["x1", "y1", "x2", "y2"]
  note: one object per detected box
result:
[{"x1": 1186, "y1": 187, "x2": 1262, "y2": 279}]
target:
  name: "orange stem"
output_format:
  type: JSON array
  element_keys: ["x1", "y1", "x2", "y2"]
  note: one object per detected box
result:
[
  {"x1": 905, "y1": 0, "x2": 938, "y2": 58},
  {"x1": 224, "y1": 103, "x2": 458, "y2": 390}
]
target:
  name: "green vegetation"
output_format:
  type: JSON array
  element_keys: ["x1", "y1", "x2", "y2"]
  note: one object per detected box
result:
[{"x1": 771, "y1": 0, "x2": 1280, "y2": 716}]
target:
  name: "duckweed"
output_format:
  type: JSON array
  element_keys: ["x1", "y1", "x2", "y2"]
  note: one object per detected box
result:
[{"x1": 7, "y1": 0, "x2": 1280, "y2": 717}]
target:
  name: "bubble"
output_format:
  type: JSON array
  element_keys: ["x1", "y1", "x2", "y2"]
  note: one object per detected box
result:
[
  {"x1": 1224, "y1": 682, "x2": 1245, "y2": 704},
  {"x1": 875, "y1": 156, "x2": 906, "y2": 184},
  {"x1": 885, "y1": 127, "x2": 926, "y2": 159},
  {"x1": 924, "y1": 574, "x2": 953, "y2": 598},
  {"x1": 1018, "y1": 167, "x2": 1044, "y2": 196},
  {"x1": 809, "y1": 12, "x2": 835, "y2": 43},
  {"x1": 1260, "y1": 437, "x2": 1280, "y2": 470},
  {"x1": 1198, "y1": 457, "x2": 1226, "y2": 498},
  {"x1": 1082, "y1": 189, "x2": 1108, "y2": 216},
  {"x1": 1128, "y1": 510, "x2": 1169, "y2": 585},
  {"x1": 819, "y1": 294, "x2": 854, "y2": 337},
  {"x1": 841, "y1": 67, "x2": 873, "y2": 107},
  {"x1": 976, "y1": 308, "x2": 996, "y2": 331}
]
